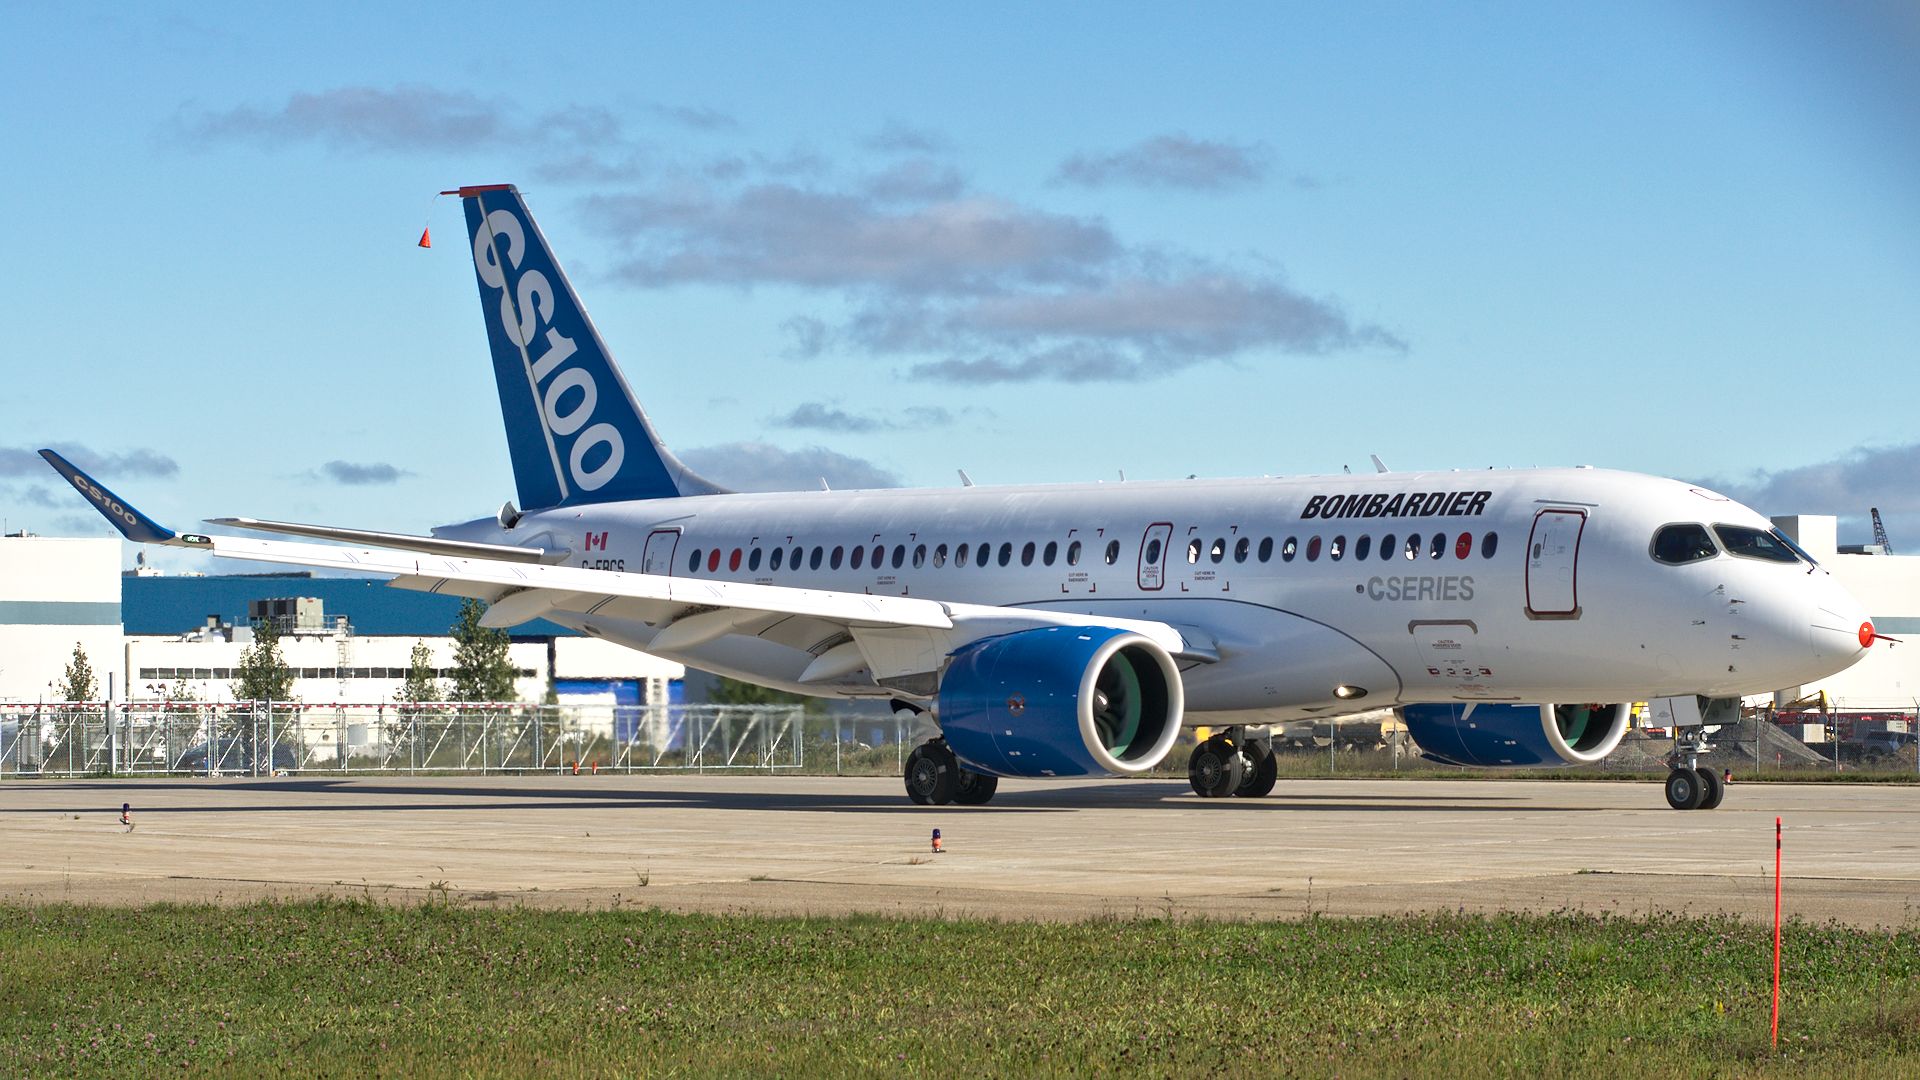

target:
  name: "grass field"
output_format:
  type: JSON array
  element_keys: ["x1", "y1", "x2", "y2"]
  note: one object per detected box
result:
[{"x1": 1, "y1": 902, "x2": 1915, "y2": 1078}]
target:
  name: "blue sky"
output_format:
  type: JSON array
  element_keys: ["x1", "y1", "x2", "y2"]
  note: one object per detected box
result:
[{"x1": 4, "y1": 2, "x2": 1918, "y2": 564}]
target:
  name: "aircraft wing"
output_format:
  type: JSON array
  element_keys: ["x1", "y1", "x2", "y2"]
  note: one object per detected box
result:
[{"x1": 41, "y1": 449, "x2": 1214, "y2": 690}]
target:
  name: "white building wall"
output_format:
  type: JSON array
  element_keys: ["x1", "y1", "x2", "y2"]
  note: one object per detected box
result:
[
  {"x1": 0, "y1": 537, "x2": 123, "y2": 700},
  {"x1": 126, "y1": 634, "x2": 550, "y2": 703},
  {"x1": 1773, "y1": 515, "x2": 1920, "y2": 706}
]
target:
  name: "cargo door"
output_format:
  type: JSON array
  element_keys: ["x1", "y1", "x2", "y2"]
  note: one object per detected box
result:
[{"x1": 1525, "y1": 509, "x2": 1585, "y2": 617}]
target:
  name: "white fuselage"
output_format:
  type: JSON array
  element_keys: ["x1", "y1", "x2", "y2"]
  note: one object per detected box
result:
[{"x1": 440, "y1": 466, "x2": 1869, "y2": 723}]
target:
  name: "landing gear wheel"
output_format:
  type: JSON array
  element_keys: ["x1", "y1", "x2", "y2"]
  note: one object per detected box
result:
[
  {"x1": 953, "y1": 768, "x2": 999, "y2": 805},
  {"x1": 1664, "y1": 767, "x2": 1705, "y2": 810},
  {"x1": 1188, "y1": 737, "x2": 1245, "y2": 798},
  {"x1": 905, "y1": 742, "x2": 958, "y2": 805},
  {"x1": 1695, "y1": 766, "x2": 1725, "y2": 810},
  {"x1": 1234, "y1": 743, "x2": 1278, "y2": 798}
]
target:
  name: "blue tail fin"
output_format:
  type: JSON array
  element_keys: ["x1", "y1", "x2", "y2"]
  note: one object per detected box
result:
[{"x1": 452, "y1": 184, "x2": 720, "y2": 510}]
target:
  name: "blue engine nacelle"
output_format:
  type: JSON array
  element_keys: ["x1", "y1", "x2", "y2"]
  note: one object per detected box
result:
[
  {"x1": 938, "y1": 626, "x2": 1184, "y2": 778},
  {"x1": 1399, "y1": 702, "x2": 1631, "y2": 768}
]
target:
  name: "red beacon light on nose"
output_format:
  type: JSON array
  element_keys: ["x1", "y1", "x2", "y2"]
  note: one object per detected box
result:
[{"x1": 1860, "y1": 622, "x2": 1899, "y2": 649}]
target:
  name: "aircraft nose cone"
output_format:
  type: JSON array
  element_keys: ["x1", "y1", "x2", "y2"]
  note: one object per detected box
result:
[{"x1": 1808, "y1": 587, "x2": 1872, "y2": 674}]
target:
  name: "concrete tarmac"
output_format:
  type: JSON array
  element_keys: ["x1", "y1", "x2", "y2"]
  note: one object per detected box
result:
[{"x1": 3, "y1": 775, "x2": 1917, "y2": 926}]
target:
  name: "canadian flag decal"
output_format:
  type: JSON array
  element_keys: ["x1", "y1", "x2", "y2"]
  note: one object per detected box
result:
[{"x1": 584, "y1": 531, "x2": 610, "y2": 551}]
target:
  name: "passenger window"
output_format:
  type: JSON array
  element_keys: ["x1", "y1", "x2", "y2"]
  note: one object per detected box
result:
[
  {"x1": 1020, "y1": 541, "x2": 1035, "y2": 566},
  {"x1": 1043, "y1": 540, "x2": 1058, "y2": 566},
  {"x1": 730, "y1": 549, "x2": 743, "y2": 571},
  {"x1": 1404, "y1": 535, "x2": 1421, "y2": 560},
  {"x1": 871, "y1": 545, "x2": 884, "y2": 569},
  {"x1": 1653, "y1": 524, "x2": 1719, "y2": 564},
  {"x1": 1282, "y1": 537, "x2": 1298, "y2": 562},
  {"x1": 1067, "y1": 540, "x2": 1082, "y2": 566},
  {"x1": 1454, "y1": 532, "x2": 1472, "y2": 559},
  {"x1": 1354, "y1": 535, "x2": 1371, "y2": 561},
  {"x1": 688, "y1": 549, "x2": 702, "y2": 573},
  {"x1": 1380, "y1": 533, "x2": 1395, "y2": 561},
  {"x1": 977, "y1": 542, "x2": 991, "y2": 567},
  {"x1": 1429, "y1": 534, "x2": 1445, "y2": 559},
  {"x1": 956, "y1": 543, "x2": 970, "y2": 568},
  {"x1": 1257, "y1": 537, "x2": 1273, "y2": 562},
  {"x1": 998, "y1": 542, "x2": 1014, "y2": 567},
  {"x1": 1210, "y1": 538, "x2": 1225, "y2": 563},
  {"x1": 913, "y1": 543, "x2": 927, "y2": 568},
  {"x1": 1144, "y1": 538, "x2": 1162, "y2": 564},
  {"x1": 1306, "y1": 536, "x2": 1322, "y2": 562},
  {"x1": 1104, "y1": 539, "x2": 1120, "y2": 565},
  {"x1": 892, "y1": 545, "x2": 906, "y2": 569},
  {"x1": 748, "y1": 548, "x2": 762, "y2": 572},
  {"x1": 708, "y1": 550, "x2": 722, "y2": 572},
  {"x1": 791, "y1": 547, "x2": 802, "y2": 570},
  {"x1": 1187, "y1": 538, "x2": 1203, "y2": 564},
  {"x1": 851, "y1": 545, "x2": 865, "y2": 570},
  {"x1": 933, "y1": 543, "x2": 947, "y2": 568},
  {"x1": 770, "y1": 547, "x2": 784, "y2": 571},
  {"x1": 829, "y1": 546, "x2": 843, "y2": 570},
  {"x1": 1482, "y1": 532, "x2": 1498, "y2": 559},
  {"x1": 1234, "y1": 537, "x2": 1250, "y2": 563},
  {"x1": 809, "y1": 546, "x2": 824, "y2": 570},
  {"x1": 1329, "y1": 536, "x2": 1345, "y2": 561}
]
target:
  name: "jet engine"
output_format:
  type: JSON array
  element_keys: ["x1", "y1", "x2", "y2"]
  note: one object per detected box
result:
[
  {"x1": 937, "y1": 625, "x2": 1184, "y2": 778},
  {"x1": 1399, "y1": 702, "x2": 1631, "y2": 768}
]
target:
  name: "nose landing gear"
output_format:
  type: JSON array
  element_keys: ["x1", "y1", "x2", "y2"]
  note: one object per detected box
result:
[{"x1": 1664, "y1": 726, "x2": 1726, "y2": 810}]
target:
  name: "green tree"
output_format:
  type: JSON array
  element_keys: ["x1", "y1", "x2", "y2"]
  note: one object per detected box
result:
[
  {"x1": 399, "y1": 641, "x2": 442, "y2": 705},
  {"x1": 451, "y1": 599, "x2": 517, "y2": 702},
  {"x1": 709, "y1": 675, "x2": 826, "y2": 716},
  {"x1": 232, "y1": 619, "x2": 296, "y2": 702},
  {"x1": 60, "y1": 643, "x2": 98, "y2": 701}
]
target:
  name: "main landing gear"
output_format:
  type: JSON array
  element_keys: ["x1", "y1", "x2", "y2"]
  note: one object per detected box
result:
[
  {"x1": 904, "y1": 739, "x2": 999, "y2": 806},
  {"x1": 1188, "y1": 727, "x2": 1278, "y2": 799},
  {"x1": 1663, "y1": 725, "x2": 1725, "y2": 811}
]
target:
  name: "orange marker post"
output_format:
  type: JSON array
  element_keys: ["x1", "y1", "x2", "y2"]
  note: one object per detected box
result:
[{"x1": 1772, "y1": 816, "x2": 1782, "y2": 1050}]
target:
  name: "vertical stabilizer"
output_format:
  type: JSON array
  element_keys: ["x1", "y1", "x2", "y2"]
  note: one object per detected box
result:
[{"x1": 452, "y1": 184, "x2": 721, "y2": 509}]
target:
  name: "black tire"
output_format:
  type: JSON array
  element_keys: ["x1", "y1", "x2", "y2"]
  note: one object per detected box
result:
[
  {"x1": 1695, "y1": 766, "x2": 1725, "y2": 810},
  {"x1": 1188, "y1": 738, "x2": 1244, "y2": 798},
  {"x1": 953, "y1": 768, "x2": 999, "y2": 805},
  {"x1": 1234, "y1": 744, "x2": 1279, "y2": 798},
  {"x1": 905, "y1": 743, "x2": 957, "y2": 805},
  {"x1": 1664, "y1": 767, "x2": 1704, "y2": 810}
]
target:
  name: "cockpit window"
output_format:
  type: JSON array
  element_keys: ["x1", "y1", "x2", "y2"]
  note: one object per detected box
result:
[
  {"x1": 1651, "y1": 524, "x2": 1717, "y2": 565},
  {"x1": 1713, "y1": 524, "x2": 1798, "y2": 563}
]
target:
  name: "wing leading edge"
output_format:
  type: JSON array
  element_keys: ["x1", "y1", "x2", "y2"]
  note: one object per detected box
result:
[{"x1": 42, "y1": 450, "x2": 1214, "y2": 693}]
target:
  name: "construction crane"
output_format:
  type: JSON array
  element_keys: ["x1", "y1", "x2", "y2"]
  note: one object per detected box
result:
[{"x1": 1871, "y1": 507, "x2": 1894, "y2": 555}]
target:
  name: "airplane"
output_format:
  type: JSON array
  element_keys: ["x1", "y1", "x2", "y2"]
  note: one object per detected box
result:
[{"x1": 44, "y1": 183, "x2": 1879, "y2": 811}]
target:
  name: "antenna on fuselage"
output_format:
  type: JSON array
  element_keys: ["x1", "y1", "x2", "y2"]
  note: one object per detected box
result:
[
  {"x1": 957, "y1": 469, "x2": 974, "y2": 487},
  {"x1": 1371, "y1": 454, "x2": 1390, "y2": 474}
]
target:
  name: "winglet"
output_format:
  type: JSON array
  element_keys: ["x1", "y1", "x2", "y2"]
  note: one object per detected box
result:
[{"x1": 38, "y1": 449, "x2": 198, "y2": 545}]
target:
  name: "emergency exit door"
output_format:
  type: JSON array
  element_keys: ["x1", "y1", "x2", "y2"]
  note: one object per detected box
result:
[
  {"x1": 1525, "y1": 509, "x2": 1585, "y2": 617},
  {"x1": 1137, "y1": 522, "x2": 1173, "y2": 590},
  {"x1": 642, "y1": 528, "x2": 682, "y2": 576}
]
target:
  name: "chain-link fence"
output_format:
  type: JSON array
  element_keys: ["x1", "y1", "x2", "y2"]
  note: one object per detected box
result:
[{"x1": 1, "y1": 700, "x2": 1913, "y2": 779}]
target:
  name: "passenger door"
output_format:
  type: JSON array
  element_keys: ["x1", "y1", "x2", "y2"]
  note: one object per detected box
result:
[
  {"x1": 1525, "y1": 509, "x2": 1585, "y2": 617},
  {"x1": 642, "y1": 528, "x2": 682, "y2": 576}
]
